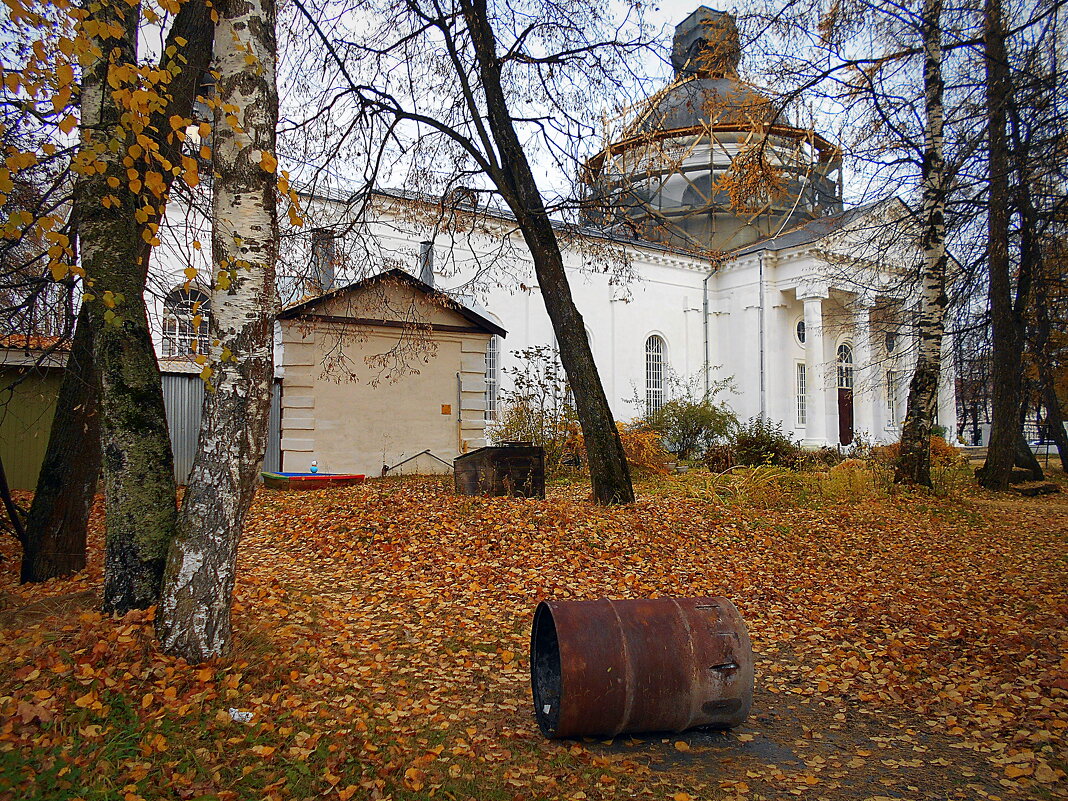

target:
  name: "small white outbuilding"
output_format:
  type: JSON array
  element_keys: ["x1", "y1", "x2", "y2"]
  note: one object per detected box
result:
[{"x1": 275, "y1": 269, "x2": 506, "y2": 477}]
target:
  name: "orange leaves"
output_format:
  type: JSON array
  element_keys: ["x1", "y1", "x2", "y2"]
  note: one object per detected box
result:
[
  {"x1": 402, "y1": 766, "x2": 426, "y2": 791},
  {"x1": 16, "y1": 700, "x2": 52, "y2": 725},
  {"x1": 258, "y1": 150, "x2": 277, "y2": 173},
  {"x1": 0, "y1": 477, "x2": 1066, "y2": 800}
]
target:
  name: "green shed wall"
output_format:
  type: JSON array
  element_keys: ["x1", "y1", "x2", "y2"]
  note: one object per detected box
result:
[{"x1": 0, "y1": 366, "x2": 62, "y2": 490}]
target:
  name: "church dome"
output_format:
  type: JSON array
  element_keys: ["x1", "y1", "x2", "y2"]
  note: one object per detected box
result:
[
  {"x1": 582, "y1": 6, "x2": 842, "y2": 254},
  {"x1": 631, "y1": 8, "x2": 774, "y2": 133}
]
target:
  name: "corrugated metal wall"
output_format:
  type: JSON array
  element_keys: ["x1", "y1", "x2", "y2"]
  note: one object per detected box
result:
[
  {"x1": 161, "y1": 373, "x2": 204, "y2": 485},
  {"x1": 162, "y1": 374, "x2": 281, "y2": 483},
  {"x1": 0, "y1": 370, "x2": 281, "y2": 489}
]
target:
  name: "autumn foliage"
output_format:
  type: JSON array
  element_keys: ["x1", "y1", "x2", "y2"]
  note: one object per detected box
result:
[
  {"x1": 0, "y1": 475, "x2": 1065, "y2": 799},
  {"x1": 873, "y1": 435, "x2": 966, "y2": 468}
]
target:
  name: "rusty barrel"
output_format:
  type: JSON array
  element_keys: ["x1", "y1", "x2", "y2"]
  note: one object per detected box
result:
[{"x1": 530, "y1": 597, "x2": 753, "y2": 738}]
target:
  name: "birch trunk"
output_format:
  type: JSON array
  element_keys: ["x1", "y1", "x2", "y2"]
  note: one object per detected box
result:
[
  {"x1": 894, "y1": 0, "x2": 948, "y2": 488},
  {"x1": 156, "y1": 0, "x2": 279, "y2": 661},
  {"x1": 459, "y1": 0, "x2": 633, "y2": 504}
]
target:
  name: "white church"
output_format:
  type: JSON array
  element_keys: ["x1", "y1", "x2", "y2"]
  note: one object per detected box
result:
[{"x1": 150, "y1": 7, "x2": 956, "y2": 475}]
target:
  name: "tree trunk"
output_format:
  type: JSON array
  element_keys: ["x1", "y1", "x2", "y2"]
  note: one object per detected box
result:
[
  {"x1": 1031, "y1": 253, "x2": 1068, "y2": 471},
  {"x1": 76, "y1": 0, "x2": 177, "y2": 614},
  {"x1": 21, "y1": 304, "x2": 98, "y2": 581},
  {"x1": 157, "y1": 0, "x2": 279, "y2": 661},
  {"x1": 458, "y1": 0, "x2": 633, "y2": 504},
  {"x1": 977, "y1": 0, "x2": 1018, "y2": 490},
  {"x1": 895, "y1": 0, "x2": 948, "y2": 488},
  {"x1": 20, "y1": 0, "x2": 212, "y2": 585}
]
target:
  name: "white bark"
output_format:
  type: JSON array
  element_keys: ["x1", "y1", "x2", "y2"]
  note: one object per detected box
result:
[
  {"x1": 895, "y1": 0, "x2": 948, "y2": 486},
  {"x1": 156, "y1": 0, "x2": 279, "y2": 660}
]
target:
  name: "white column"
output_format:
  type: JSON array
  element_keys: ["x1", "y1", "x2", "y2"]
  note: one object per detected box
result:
[
  {"x1": 937, "y1": 332, "x2": 957, "y2": 442},
  {"x1": 802, "y1": 293, "x2": 828, "y2": 446},
  {"x1": 852, "y1": 300, "x2": 875, "y2": 439}
]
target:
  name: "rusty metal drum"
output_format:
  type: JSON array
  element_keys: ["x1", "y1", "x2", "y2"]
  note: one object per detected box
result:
[{"x1": 530, "y1": 597, "x2": 754, "y2": 738}]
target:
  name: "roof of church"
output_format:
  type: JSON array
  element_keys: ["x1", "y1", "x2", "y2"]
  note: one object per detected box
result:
[
  {"x1": 291, "y1": 182, "x2": 905, "y2": 268},
  {"x1": 278, "y1": 268, "x2": 508, "y2": 337},
  {"x1": 729, "y1": 199, "x2": 896, "y2": 257}
]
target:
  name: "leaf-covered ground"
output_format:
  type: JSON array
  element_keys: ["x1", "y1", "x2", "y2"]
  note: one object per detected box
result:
[{"x1": 0, "y1": 471, "x2": 1065, "y2": 800}]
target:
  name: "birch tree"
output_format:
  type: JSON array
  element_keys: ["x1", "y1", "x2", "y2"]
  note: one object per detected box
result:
[
  {"x1": 894, "y1": 0, "x2": 949, "y2": 487},
  {"x1": 157, "y1": 0, "x2": 280, "y2": 661}
]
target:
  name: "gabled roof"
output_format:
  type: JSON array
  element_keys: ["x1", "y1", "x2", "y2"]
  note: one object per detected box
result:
[
  {"x1": 729, "y1": 198, "x2": 905, "y2": 257},
  {"x1": 278, "y1": 268, "x2": 507, "y2": 337}
]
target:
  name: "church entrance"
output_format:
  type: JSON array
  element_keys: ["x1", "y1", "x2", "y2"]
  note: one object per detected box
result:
[
  {"x1": 837, "y1": 343, "x2": 855, "y2": 446},
  {"x1": 838, "y1": 389, "x2": 854, "y2": 445}
]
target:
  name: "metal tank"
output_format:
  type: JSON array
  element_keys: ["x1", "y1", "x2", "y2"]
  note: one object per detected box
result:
[{"x1": 530, "y1": 596, "x2": 754, "y2": 738}]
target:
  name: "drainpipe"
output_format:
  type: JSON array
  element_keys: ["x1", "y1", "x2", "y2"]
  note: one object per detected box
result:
[
  {"x1": 456, "y1": 372, "x2": 463, "y2": 451},
  {"x1": 702, "y1": 271, "x2": 713, "y2": 399},
  {"x1": 758, "y1": 252, "x2": 766, "y2": 419}
]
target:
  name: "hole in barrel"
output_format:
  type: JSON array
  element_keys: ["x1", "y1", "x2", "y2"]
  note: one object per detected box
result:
[{"x1": 531, "y1": 603, "x2": 562, "y2": 737}]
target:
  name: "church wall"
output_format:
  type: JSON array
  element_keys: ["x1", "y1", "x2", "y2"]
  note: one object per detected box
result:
[{"x1": 149, "y1": 191, "x2": 957, "y2": 453}]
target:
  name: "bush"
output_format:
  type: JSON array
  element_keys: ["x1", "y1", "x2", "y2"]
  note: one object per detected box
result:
[
  {"x1": 617, "y1": 424, "x2": 672, "y2": 475},
  {"x1": 796, "y1": 445, "x2": 844, "y2": 471},
  {"x1": 704, "y1": 443, "x2": 736, "y2": 473},
  {"x1": 872, "y1": 436, "x2": 965, "y2": 468},
  {"x1": 490, "y1": 345, "x2": 579, "y2": 470},
  {"x1": 644, "y1": 396, "x2": 736, "y2": 461},
  {"x1": 730, "y1": 417, "x2": 804, "y2": 468},
  {"x1": 492, "y1": 399, "x2": 579, "y2": 468}
]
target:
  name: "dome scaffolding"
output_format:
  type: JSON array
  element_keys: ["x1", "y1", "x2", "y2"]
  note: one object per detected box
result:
[{"x1": 581, "y1": 7, "x2": 843, "y2": 254}]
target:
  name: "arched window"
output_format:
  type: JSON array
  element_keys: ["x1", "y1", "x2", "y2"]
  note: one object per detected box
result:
[
  {"x1": 484, "y1": 335, "x2": 500, "y2": 422},
  {"x1": 163, "y1": 286, "x2": 211, "y2": 357},
  {"x1": 837, "y1": 343, "x2": 854, "y2": 389},
  {"x1": 645, "y1": 334, "x2": 666, "y2": 415}
]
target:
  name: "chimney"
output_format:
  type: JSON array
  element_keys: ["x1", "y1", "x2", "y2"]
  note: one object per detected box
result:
[
  {"x1": 418, "y1": 240, "x2": 434, "y2": 287},
  {"x1": 309, "y1": 228, "x2": 336, "y2": 295}
]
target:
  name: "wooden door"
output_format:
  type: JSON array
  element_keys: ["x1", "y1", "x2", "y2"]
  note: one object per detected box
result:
[{"x1": 838, "y1": 388, "x2": 854, "y2": 446}]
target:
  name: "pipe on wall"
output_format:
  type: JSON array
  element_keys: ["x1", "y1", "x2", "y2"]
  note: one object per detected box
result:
[
  {"x1": 702, "y1": 271, "x2": 714, "y2": 399},
  {"x1": 758, "y1": 252, "x2": 766, "y2": 419}
]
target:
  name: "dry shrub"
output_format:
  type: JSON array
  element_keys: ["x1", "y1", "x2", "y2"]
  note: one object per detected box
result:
[
  {"x1": 831, "y1": 458, "x2": 869, "y2": 473},
  {"x1": 873, "y1": 436, "x2": 965, "y2": 467},
  {"x1": 572, "y1": 422, "x2": 672, "y2": 475},
  {"x1": 617, "y1": 424, "x2": 672, "y2": 475}
]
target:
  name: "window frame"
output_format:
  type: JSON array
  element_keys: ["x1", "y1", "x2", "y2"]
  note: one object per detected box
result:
[
  {"x1": 162, "y1": 286, "x2": 211, "y2": 358},
  {"x1": 836, "y1": 342, "x2": 854, "y2": 390},
  {"x1": 484, "y1": 335, "x2": 500, "y2": 422},
  {"x1": 644, "y1": 334, "x2": 666, "y2": 416}
]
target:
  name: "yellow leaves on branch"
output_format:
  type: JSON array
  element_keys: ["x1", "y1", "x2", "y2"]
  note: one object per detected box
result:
[
  {"x1": 720, "y1": 146, "x2": 786, "y2": 214},
  {"x1": 258, "y1": 150, "x2": 277, "y2": 174},
  {"x1": 277, "y1": 169, "x2": 305, "y2": 226}
]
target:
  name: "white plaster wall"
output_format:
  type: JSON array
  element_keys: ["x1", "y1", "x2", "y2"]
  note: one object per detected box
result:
[{"x1": 151, "y1": 191, "x2": 957, "y2": 450}]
